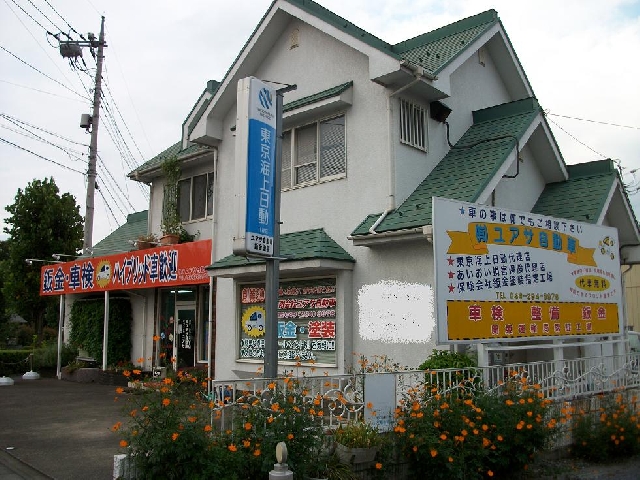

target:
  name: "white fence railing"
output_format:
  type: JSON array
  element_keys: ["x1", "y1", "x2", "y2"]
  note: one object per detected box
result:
[{"x1": 208, "y1": 353, "x2": 640, "y2": 432}]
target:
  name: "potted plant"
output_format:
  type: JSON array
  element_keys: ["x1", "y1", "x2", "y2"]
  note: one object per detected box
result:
[
  {"x1": 160, "y1": 156, "x2": 181, "y2": 245},
  {"x1": 333, "y1": 421, "x2": 382, "y2": 465},
  {"x1": 136, "y1": 233, "x2": 158, "y2": 250}
]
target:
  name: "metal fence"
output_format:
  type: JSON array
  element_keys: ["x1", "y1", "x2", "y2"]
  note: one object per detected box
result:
[{"x1": 208, "y1": 352, "x2": 640, "y2": 434}]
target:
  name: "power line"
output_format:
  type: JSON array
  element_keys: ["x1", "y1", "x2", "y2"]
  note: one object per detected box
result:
[
  {"x1": 0, "y1": 78, "x2": 86, "y2": 102},
  {"x1": 42, "y1": 0, "x2": 88, "y2": 41},
  {"x1": 546, "y1": 116, "x2": 608, "y2": 159},
  {"x1": 0, "y1": 113, "x2": 89, "y2": 147},
  {"x1": 0, "y1": 44, "x2": 88, "y2": 99},
  {"x1": 0, "y1": 136, "x2": 86, "y2": 174},
  {"x1": 547, "y1": 112, "x2": 640, "y2": 131},
  {"x1": 23, "y1": 0, "x2": 68, "y2": 38}
]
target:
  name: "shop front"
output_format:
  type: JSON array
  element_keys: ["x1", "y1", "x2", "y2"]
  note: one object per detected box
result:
[{"x1": 39, "y1": 239, "x2": 214, "y2": 373}]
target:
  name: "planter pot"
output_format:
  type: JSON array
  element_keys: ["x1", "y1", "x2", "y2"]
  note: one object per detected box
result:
[
  {"x1": 160, "y1": 234, "x2": 179, "y2": 245},
  {"x1": 137, "y1": 240, "x2": 154, "y2": 250},
  {"x1": 335, "y1": 443, "x2": 378, "y2": 464}
]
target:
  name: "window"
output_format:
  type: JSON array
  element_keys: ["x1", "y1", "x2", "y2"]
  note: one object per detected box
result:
[
  {"x1": 400, "y1": 98, "x2": 427, "y2": 151},
  {"x1": 281, "y1": 114, "x2": 346, "y2": 189},
  {"x1": 178, "y1": 172, "x2": 214, "y2": 222}
]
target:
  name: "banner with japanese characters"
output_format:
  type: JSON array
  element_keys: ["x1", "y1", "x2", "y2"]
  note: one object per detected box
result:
[
  {"x1": 39, "y1": 239, "x2": 212, "y2": 296},
  {"x1": 238, "y1": 278, "x2": 337, "y2": 365},
  {"x1": 432, "y1": 197, "x2": 622, "y2": 343}
]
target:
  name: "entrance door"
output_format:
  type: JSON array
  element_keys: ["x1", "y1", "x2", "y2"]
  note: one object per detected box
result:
[{"x1": 175, "y1": 307, "x2": 196, "y2": 368}]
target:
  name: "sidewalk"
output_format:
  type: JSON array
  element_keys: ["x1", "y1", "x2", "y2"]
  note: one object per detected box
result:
[{"x1": 0, "y1": 375, "x2": 126, "y2": 480}]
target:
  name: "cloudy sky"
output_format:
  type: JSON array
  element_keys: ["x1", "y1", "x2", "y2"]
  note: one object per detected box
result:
[{"x1": 1, "y1": 0, "x2": 639, "y2": 246}]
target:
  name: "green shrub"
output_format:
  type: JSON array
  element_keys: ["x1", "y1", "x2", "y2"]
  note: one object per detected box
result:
[
  {"x1": 0, "y1": 349, "x2": 32, "y2": 376},
  {"x1": 395, "y1": 376, "x2": 557, "y2": 479},
  {"x1": 571, "y1": 391, "x2": 640, "y2": 462},
  {"x1": 32, "y1": 341, "x2": 77, "y2": 370},
  {"x1": 69, "y1": 298, "x2": 132, "y2": 364}
]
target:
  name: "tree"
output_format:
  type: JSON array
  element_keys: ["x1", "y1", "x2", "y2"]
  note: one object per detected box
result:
[
  {"x1": 2, "y1": 178, "x2": 83, "y2": 336},
  {"x1": 0, "y1": 240, "x2": 8, "y2": 322}
]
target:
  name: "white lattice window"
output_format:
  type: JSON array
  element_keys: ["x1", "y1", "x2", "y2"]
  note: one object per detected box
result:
[
  {"x1": 400, "y1": 98, "x2": 427, "y2": 151},
  {"x1": 281, "y1": 114, "x2": 346, "y2": 189}
]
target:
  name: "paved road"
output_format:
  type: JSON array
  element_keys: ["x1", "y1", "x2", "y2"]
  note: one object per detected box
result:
[{"x1": 0, "y1": 375, "x2": 126, "y2": 480}]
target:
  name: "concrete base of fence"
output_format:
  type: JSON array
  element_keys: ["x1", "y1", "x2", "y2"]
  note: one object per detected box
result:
[{"x1": 113, "y1": 454, "x2": 136, "y2": 480}]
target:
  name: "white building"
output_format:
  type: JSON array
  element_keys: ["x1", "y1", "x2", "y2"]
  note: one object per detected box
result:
[{"x1": 111, "y1": 0, "x2": 640, "y2": 378}]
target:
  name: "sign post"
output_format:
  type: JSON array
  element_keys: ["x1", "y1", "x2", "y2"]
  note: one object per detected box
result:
[{"x1": 234, "y1": 77, "x2": 296, "y2": 378}]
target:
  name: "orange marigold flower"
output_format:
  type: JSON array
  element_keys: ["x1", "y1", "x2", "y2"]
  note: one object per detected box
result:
[
  {"x1": 112, "y1": 422, "x2": 122, "y2": 432},
  {"x1": 130, "y1": 410, "x2": 137, "y2": 417},
  {"x1": 482, "y1": 424, "x2": 488, "y2": 431},
  {"x1": 245, "y1": 422, "x2": 252, "y2": 430},
  {"x1": 412, "y1": 446, "x2": 418, "y2": 452},
  {"x1": 516, "y1": 423, "x2": 523, "y2": 430},
  {"x1": 172, "y1": 433, "x2": 179, "y2": 441},
  {"x1": 253, "y1": 449, "x2": 261, "y2": 456},
  {"x1": 375, "y1": 463, "x2": 382, "y2": 470},
  {"x1": 483, "y1": 438, "x2": 491, "y2": 447},
  {"x1": 488, "y1": 470, "x2": 494, "y2": 477},
  {"x1": 133, "y1": 369, "x2": 141, "y2": 375},
  {"x1": 123, "y1": 370, "x2": 131, "y2": 377},
  {"x1": 119, "y1": 440, "x2": 128, "y2": 448},
  {"x1": 268, "y1": 416, "x2": 274, "y2": 424},
  {"x1": 497, "y1": 435, "x2": 503, "y2": 441},
  {"x1": 188, "y1": 416, "x2": 197, "y2": 423},
  {"x1": 367, "y1": 402, "x2": 374, "y2": 409},
  {"x1": 115, "y1": 387, "x2": 124, "y2": 394},
  {"x1": 162, "y1": 398, "x2": 170, "y2": 407},
  {"x1": 440, "y1": 434, "x2": 447, "y2": 441},
  {"x1": 243, "y1": 440, "x2": 251, "y2": 448},
  {"x1": 142, "y1": 406, "x2": 149, "y2": 412},
  {"x1": 153, "y1": 335, "x2": 160, "y2": 341},
  {"x1": 287, "y1": 433, "x2": 294, "y2": 440},
  {"x1": 449, "y1": 456, "x2": 454, "y2": 463},
  {"x1": 204, "y1": 425, "x2": 212, "y2": 432},
  {"x1": 430, "y1": 449, "x2": 438, "y2": 458},
  {"x1": 228, "y1": 444, "x2": 237, "y2": 452},
  {"x1": 505, "y1": 399, "x2": 514, "y2": 406}
]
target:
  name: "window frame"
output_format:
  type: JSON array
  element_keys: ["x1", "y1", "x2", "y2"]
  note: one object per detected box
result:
[
  {"x1": 177, "y1": 171, "x2": 215, "y2": 223},
  {"x1": 281, "y1": 113, "x2": 346, "y2": 190}
]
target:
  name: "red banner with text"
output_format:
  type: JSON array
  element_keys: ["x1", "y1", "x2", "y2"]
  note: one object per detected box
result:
[{"x1": 39, "y1": 239, "x2": 212, "y2": 296}]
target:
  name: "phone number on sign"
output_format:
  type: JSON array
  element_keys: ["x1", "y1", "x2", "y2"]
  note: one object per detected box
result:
[{"x1": 507, "y1": 292, "x2": 560, "y2": 301}]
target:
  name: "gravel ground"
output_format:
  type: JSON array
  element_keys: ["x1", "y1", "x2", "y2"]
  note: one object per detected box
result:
[{"x1": 525, "y1": 452, "x2": 640, "y2": 480}]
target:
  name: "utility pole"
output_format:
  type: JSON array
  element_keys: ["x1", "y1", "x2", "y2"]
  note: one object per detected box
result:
[{"x1": 59, "y1": 17, "x2": 107, "y2": 254}]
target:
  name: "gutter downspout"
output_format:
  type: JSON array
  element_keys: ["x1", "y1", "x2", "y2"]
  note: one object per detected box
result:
[
  {"x1": 207, "y1": 149, "x2": 218, "y2": 393},
  {"x1": 370, "y1": 65, "x2": 425, "y2": 234}
]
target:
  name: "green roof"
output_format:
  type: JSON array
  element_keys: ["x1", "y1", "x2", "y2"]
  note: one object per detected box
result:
[
  {"x1": 395, "y1": 10, "x2": 498, "y2": 75},
  {"x1": 286, "y1": 1, "x2": 497, "y2": 77},
  {"x1": 209, "y1": 228, "x2": 354, "y2": 270},
  {"x1": 351, "y1": 97, "x2": 541, "y2": 236},
  {"x1": 185, "y1": 80, "x2": 220, "y2": 138},
  {"x1": 284, "y1": 81, "x2": 353, "y2": 112},
  {"x1": 84, "y1": 211, "x2": 148, "y2": 257},
  {"x1": 531, "y1": 160, "x2": 618, "y2": 223},
  {"x1": 129, "y1": 142, "x2": 211, "y2": 177}
]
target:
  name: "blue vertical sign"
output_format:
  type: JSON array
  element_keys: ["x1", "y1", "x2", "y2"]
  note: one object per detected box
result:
[{"x1": 234, "y1": 77, "x2": 276, "y2": 257}]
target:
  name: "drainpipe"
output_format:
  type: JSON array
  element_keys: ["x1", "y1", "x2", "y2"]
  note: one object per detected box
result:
[
  {"x1": 370, "y1": 65, "x2": 425, "y2": 234},
  {"x1": 207, "y1": 149, "x2": 218, "y2": 390}
]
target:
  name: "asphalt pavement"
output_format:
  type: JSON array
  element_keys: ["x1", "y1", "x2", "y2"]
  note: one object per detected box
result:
[{"x1": 0, "y1": 375, "x2": 126, "y2": 480}]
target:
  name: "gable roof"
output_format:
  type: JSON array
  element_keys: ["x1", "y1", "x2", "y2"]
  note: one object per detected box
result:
[
  {"x1": 394, "y1": 10, "x2": 499, "y2": 76},
  {"x1": 83, "y1": 211, "x2": 148, "y2": 257},
  {"x1": 532, "y1": 160, "x2": 619, "y2": 223},
  {"x1": 351, "y1": 97, "x2": 541, "y2": 236},
  {"x1": 189, "y1": 2, "x2": 518, "y2": 146},
  {"x1": 209, "y1": 228, "x2": 354, "y2": 271}
]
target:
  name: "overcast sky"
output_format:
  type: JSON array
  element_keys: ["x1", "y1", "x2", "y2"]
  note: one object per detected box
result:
[{"x1": 1, "y1": 0, "x2": 639, "y2": 247}]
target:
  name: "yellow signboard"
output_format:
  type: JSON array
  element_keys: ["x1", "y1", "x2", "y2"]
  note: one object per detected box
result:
[{"x1": 447, "y1": 300, "x2": 619, "y2": 341}]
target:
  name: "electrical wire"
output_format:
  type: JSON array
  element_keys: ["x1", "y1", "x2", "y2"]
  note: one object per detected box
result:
[
  {"x1": 42, "y1": 0, "x2": 88, "y2": 41},
  {"x1": 546, "y1": 115, "x2": 608, "y2": 159},
  {"x1": 0, "y1": 78, "x2": 86, "y2": 102},
  {"x1": 547, "y1": 112, "x2": 640, "y2": 131},
  {"x1": 23, "y1": 0, "x2": 68, "y2": 38},
  {"x1": 0, "y1": 113, "x2": 89, "y2": 146},
  {"x1": 0, "y1": 44, "x2": 88, "y2": 99},
  {"x1": 0, "y1": 136, "x2": 86, "y2": 174}
]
